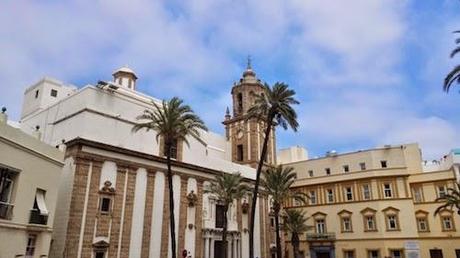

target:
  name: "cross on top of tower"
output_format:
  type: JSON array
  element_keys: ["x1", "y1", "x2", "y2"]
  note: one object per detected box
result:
[
  {"x1": 247, "y1": 55, "x2": 252, "y2": 70},
  {"x1": 242, "y1": 55, "x2": 256, "y2": 80}
]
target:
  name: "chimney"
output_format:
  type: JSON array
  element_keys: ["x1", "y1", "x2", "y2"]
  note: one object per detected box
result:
[
  {"x1": 58, "y1": 139, "x2": 67, "y2": 152},
  {"x1": 33, "y1": 125, "x2": 42, "y2": 140},
  {"x1": 0, "y1": 107, "x2": 7, "y2": 124}
]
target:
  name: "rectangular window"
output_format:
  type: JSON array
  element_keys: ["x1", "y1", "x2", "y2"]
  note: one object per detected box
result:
[
  {"x1": 456, "y1": 249, "x2": 460, "y2": 258},
  {"x1": 345, "y1": 187, "x2": 353, "y2": 201},
  {"x1": 316, "y1": 219, "x2": 325, "y2": 233},
  {"x1": 50, "y1": 89, "x2": 58, "y2": 97},
  {"x1": 237, "y1": 144, "x2": 244, "y2": 161},
  {"x1": 380, "y1": 160, "x2": 387, "y2": 168},
  {"x1": 270, "y1": 217, "x2": 275, "y2": 227},
  {"x1": 325, "y1": 168, "x2": 331, "y2": 175},
  {"x1": 35, "y1": 89, "x2": 39, "y2": 99},
  {"x1": 391, "y1": 250, "x2": 402, "y2": 258},
  {"x1": 344, "y1": 250, "x2": 355, "y2": 258},
  {"x1": 100, "y1": 197, "x2": 111, "y2": 213},
  {"x1": 215, "y1": 204, "x2": 225, "y2": 228},
  {"x1": 360, "y1": 162, "x2": 366, "y2": 171},
  {"x1": 362, "y1": 184, "x2": 371, "y2": 200},
  {"x1": 368, "y1": 250, "x2": 380, "y2": 258},
  {"x1": 308, "y1": 170, "x2": 313, "y2": 177},
  {"x1": 0, "y1": 169, "x2": 15, "y2": 219},
  {"x1": 442, "y1": 216, "x2": 453, "y2": 231},
  {"x1": 343, "y1": 165, "x2": 350, "y2": 173},
  {"x1": 309, "y1": 191, "x2": 317, "y2": 205},
  {"x1": 163, "y1": 139, "x2": 178, "y2": 159},
  {"x1": 430, "y1": 249, "x2": 443, "y2": 258},
  {"x1": 384, "y1": 183, "x2": 393, "y2": 198},
  {"x1": 438, "y1": 185, "x2": 447, "y2": 198},
  {"x1": 25, "y1": 234, "x2": 36, "y2": 258},
  {"x1": 0, "y1": 170, "x2": 15, "y2": 204},
  {"x1": 327, "y1": 189, "x2": 334, "y2": 203},
  {"x1": 366, "y1": 216, "x2": 376, "y2": 231},
  {"x1": 170, "y1": 139, "x2": 178, "y2": 159},
  {"x1": 30, "y1": 189, "x2": 49, "y2": 225},
  {"x1": 417, "y1": 218, "x2": 428, "y2": 232},
  {"x1": 413, "y1": 187, "x2": 423, "y2": 202},
  {"x1": 342, "y1": 217, "x2": 352, "y2": 232},
  {"x1": 387, "y1": 215, "x2": 398, "y2": 230}
]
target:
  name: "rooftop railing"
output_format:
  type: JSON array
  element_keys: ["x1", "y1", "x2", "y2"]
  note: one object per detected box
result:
[{"x1": 29, "y1": 209, "x2": 48, "y2": 225}]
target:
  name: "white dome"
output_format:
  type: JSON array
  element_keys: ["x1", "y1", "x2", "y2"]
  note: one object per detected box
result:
[{"x1": 113, "y1": 66, "x2": 137, "y2": 79}]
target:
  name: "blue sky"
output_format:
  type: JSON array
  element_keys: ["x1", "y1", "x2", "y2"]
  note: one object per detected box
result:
[{"x1": 0, "y1": 0, "x2": 459, "y2": 160}]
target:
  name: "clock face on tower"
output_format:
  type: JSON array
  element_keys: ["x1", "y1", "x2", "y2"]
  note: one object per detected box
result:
[{"x1": 236, "y1": 129, "x2": 244, "y2": 139}]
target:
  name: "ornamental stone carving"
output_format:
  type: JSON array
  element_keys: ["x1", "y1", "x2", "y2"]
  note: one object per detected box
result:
[
  {"x1": 100, "y1": 181, "x2": 115, "y2": 194},
  {"x1": 242, "y1": 200, "x2": 249, "y2": 214},
  {"x1": 187, "y1": 190, "x2": 198, "y2": 207}
]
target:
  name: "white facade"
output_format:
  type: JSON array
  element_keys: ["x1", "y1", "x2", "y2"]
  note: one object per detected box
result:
[
  {"x1": 277, "y1": 145, "x2": 308, "y2": 164},
  {"x1": 19, "y1": 68, "x2": 266, "y2": 258},
  {"x1": 20, "y1": 79, "x2": 255, "y2": 180},
  {"x1": 21, "y1": 77, "x2": 76, "y2": 119}
]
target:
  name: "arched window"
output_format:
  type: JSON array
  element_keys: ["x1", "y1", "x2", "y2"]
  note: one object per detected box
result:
[{"x1": 237, "y1": 93, "x2": 243, "y2": 113}]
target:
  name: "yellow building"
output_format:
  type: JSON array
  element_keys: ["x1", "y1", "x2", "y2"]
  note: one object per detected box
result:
[{"x1": 281, "y1": 143, "x2": 460, "y2": 258}]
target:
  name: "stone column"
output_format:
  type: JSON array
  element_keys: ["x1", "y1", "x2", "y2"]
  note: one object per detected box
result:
[
  {"x1": 210, "y1": 238, "x2": 215, "y2": 258},
  {"x1": 204, "y1": 236, "x2": 209, "y2": 258},
  {"x1": 233, "y1": 237, "x2": 238, "y2": 258},
  {"x1": 227, "y1": 236, "x2": 232, "y2": 258}
]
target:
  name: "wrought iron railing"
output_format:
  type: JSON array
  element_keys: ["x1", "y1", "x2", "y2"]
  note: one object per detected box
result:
[
  {"x1": 29, "y1": 209, "x2": 48, "y2": 225},
  {"x1": 306, "y1": 232, "x2": 336, "y2": 241},
  {"x1": 0, "y1": 201, "x2": 13, "y2": 220}
]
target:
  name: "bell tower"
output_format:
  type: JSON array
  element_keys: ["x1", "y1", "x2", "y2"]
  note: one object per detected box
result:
[{"x1": 223, "y1": 59, "x2": 276, "y2": 168}]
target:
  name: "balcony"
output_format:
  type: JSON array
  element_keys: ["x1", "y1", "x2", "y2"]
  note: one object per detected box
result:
[
  {"x1": 306, "y1": 232, "x2": 336, "y2": 241},
  {"x1": 0, "y1": 201, "x2": 14, "y2": 220},
  {"x1": 29, "y1": 209, "x2": 48, "y2": 225}
]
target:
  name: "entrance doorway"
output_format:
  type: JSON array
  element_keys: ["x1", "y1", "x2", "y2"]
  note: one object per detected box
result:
[
  {"x1": 316, "y1": 251, "x2": 330, "y2": 258},
  {"x1": 430, "y1": 249, "x2": 443, "y2": 258},
  {"x1": 214, "y1": 241, "x2": 223, "y2": 258}
]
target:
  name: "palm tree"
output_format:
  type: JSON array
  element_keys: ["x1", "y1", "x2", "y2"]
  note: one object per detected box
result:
[
  {"x1": 444, "y1": 31, "x2": 460, "y2": 92},
  {"x1": 132, "y1": 97, "x2": 207, "y2": 258},
  {"x1": 283, "y1": 209, "x2": 312, "y2": 258},
  {"x1": 261, "y1": 165, "x2": 307, "y2": 258},
  {"x1": 434, "y1": 182, "x2": 460, "y2": 215},
  {"x1": 247, "y1": 82, "x2": 299, "y2": 258},
  {"x1": 205, "y1": 172, "x2": 250, "y2": 258}
]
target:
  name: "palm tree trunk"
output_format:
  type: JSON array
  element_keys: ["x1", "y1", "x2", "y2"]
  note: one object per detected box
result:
[
  {"x1": 166, "y1": 142, "x2": 177, "y2": 258},
  {"x1": 222, "y1": 205, "x2": 229, "y2": 258},
  {"x1": 249, "y1": 116, "x2": 273, "y2": 258},
  {"x1": 274, "y1": 207, "x2": 282, "y2": 258},
  {"x1": 291, "y1": 234, "x2": 299, "y2": 258}
]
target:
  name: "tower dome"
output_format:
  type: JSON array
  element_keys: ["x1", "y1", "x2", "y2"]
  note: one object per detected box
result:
[
  {"x1": 112, "y1": 66, "x2": 138, "y2": 90},
  {"x1": 241, "y1": 57, "x2": 258, "y2": 84}
]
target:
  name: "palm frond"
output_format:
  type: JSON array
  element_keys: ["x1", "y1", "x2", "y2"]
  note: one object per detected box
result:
[
  {"x1": 443, "y1": 65, "x2": 460, "y2": 92},
  {"x1": 132, "y1": 97, "x2": 208, "y2": 149},
  {"x1": 283, "y1": 209, "x2": 312, "y2": 234},
  {"x1": 435, "y1": 183, "x2": 460, "y2": 216},
  {"x1": 261, "y1": 165, "x2": 307, "y2": 211},
  {"x1": 246, "y1": 82, "x2": 299, "y2": 132},
  {"x1": 450, "y1": 46, "x2": 460, "y2": 58},
  {"x1": 205, "y1": 172, "x2": 250, "y2": 206}
]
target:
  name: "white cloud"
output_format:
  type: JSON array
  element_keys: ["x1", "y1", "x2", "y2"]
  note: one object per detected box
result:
[
  {"x1": 0, "y1": 0, "x2": 458, "y2": 160},
  {"x1": 382, "y1": 116, "x2": 459, "y2": 160}
]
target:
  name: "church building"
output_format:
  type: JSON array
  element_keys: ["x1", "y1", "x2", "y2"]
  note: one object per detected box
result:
[{"x1": 19, "y1": 64, "x2": 277, "y2": 258}]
